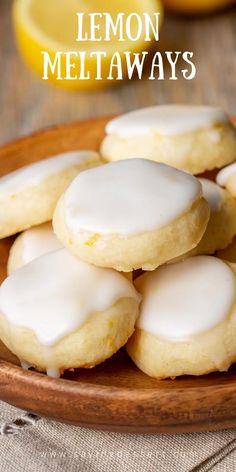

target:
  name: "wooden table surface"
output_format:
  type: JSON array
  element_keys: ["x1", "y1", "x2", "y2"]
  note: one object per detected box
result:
[{"x1": 0, "y1": 0, "x2": 235, "y2": 145}]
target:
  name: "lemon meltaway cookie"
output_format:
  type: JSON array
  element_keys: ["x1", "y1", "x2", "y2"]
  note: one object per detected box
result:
[
  {"x1": 101, "y1": 105, "x2": 236, "y2": 174},
  {"x1": 7, "y1": 223, "x2": 62, "y2": 274},
  {"x1": 216, "y1": 162, "x2": 236, "y2": 198},
  {"x1": 0, "y1": 150, "x2": 101, "y2": 238},
  {"x1": 0, "y1": 248, "x2": 140, "y2": 377},
  {"x1": 53, "y1": 159, "x2": 209, "y2": 272},
  {"x1": 217, "y1": 237, "x2": 236, "y2": 263},
  {"x1": 175, "y1": 178, "x2": 236, "y2": 259},
  {"x1": 127, "y1": 256, "x2": 236, "y2": 379}
]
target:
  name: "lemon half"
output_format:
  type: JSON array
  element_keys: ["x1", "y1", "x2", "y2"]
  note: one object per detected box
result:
[{"x1": 13, "y1": 0, "x2": 163, "y2": 90}]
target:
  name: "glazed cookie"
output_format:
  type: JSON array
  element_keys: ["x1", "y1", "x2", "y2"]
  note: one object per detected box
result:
[
  {"x1": 0, "y1": 150, "x2": 101, "y2": 238},
  {"x1": 217, "y1": 237, "x2": 236, "y2": 263},
  {"x1": 7, "y1": 222, "x2": 132, "y2": 281},
  {"x1": 0, "y1": 248, "x2": 140, "y2": 377},
  {"x1": 174, "y1": 178, "x2": 236, "y2": 259},
  {"x1": 53, "y1": 159, "x2": 210, "y2": 272},
  {"x1": 127, "y1": 256, "x2": 236, "y2": 379},
  {"x1": 216, "y1": 162, "x2": 236, "y2": 198},
  {"x1": 101, "y1": 105, "x2": 236, "y2": 174},
  {"x1": 7, "y1": 223, "x2": 62, "y2": 274}
]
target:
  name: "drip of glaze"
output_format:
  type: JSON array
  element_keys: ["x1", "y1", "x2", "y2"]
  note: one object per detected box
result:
[
  {"x1": 199, "y1": 178, "x2": 224, "y2": 212},
  {"x1": 21, "y1": 359, "x2": 60, "y2": 378},
  {"x1": 20, "y1": 360, "x2": 32, "y2": 370},
  {"x1": 106, "y1": 105, "x2": 228, "y2": 138},
  {"x1": 216, "y1": 162, "x2": 236, "y2": 187},
  {"x1": 46, "y1": 367, "x2": 60, "y2": 378},
  {"x1": 0, "y1": 248, "x2": 140, "y2": 346},
  {"x1": 135, "y1": 256, "x2": 235, "y2": 341},
  {"x1": 64, "y1": 159, "x2": 202, "y2": 235},
  {"x1": 0, "y1": 150, "x2": 99, "y2": 196}
]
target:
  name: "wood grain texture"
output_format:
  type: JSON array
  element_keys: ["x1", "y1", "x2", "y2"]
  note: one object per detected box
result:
[
  {"x1": 1, "y1": 117, "x2": 236, "y2": 433},
  {"x1": 0, "y1": 1, "x2": 235, "y2": 144}
]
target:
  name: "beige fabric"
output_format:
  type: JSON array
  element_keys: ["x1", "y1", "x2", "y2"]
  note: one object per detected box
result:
[{"x1": 0, "y1": 401, "x2": 236, "y2": 472}]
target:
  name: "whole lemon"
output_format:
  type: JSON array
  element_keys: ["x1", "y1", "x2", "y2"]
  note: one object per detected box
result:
[
  {"x1": 13, "y1": 0, "x2": 163, "y2": 91},
  {"x1": 162, "y1": 0, "x2": 234, "y2": 15}
]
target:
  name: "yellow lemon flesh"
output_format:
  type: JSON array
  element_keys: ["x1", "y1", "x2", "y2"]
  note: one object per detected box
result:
[
  {"x1": 162, "y1": 0, "x2": 234, "y2": 15},
  {"x1": 13, "y1": 0, "x2": 163, "y2": 90}
]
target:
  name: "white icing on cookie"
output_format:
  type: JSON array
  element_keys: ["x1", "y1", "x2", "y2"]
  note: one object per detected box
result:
[
  {"x1": 21, "y1": 223, "x2": 62, "y2": 265},
  {"x1": 0, "y1": 248, "x2": 140, "y2": 347},
  {"x1": 64, "y1": 159, "x2": 202, "y2": 236},
  {"x1": 216, "y1": 162, "x2": 236, "y2": 187},
  {"x1": 106, "y1": 105, "x2": 228, "y2": 138},
  {"x1": 0, "y1": 150, "x2": 99, "y2": 196},
  {"x1": 135, "y1": 256, "x2": 235, "y2": 341},
  {"x1": 199, "y1": 178, "x2": 224, "y2": 212}
]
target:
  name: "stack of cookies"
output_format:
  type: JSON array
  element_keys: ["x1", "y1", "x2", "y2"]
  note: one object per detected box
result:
[{"x1": 1, "y1": 105, "x2": 236, "y2": 380}]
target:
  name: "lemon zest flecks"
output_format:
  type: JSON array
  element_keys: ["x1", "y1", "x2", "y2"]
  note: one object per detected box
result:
[{"x1": 84, "y1": 233, "x2": 101, "y2": 247}]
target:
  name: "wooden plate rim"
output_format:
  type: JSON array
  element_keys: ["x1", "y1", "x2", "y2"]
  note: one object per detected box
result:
[{"x1": 0, "y1": 116, "x2": 236, "y2": 433}]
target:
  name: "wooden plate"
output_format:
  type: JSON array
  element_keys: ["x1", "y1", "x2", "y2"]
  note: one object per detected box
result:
[{"x1": 1, "y1": 116, "x2": 236, "y2": 434}]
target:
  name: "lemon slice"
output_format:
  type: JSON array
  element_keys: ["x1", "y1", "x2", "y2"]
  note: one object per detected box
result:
[{"x1": 13, "y1": 0, "x2": 163, "y2": 90}]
